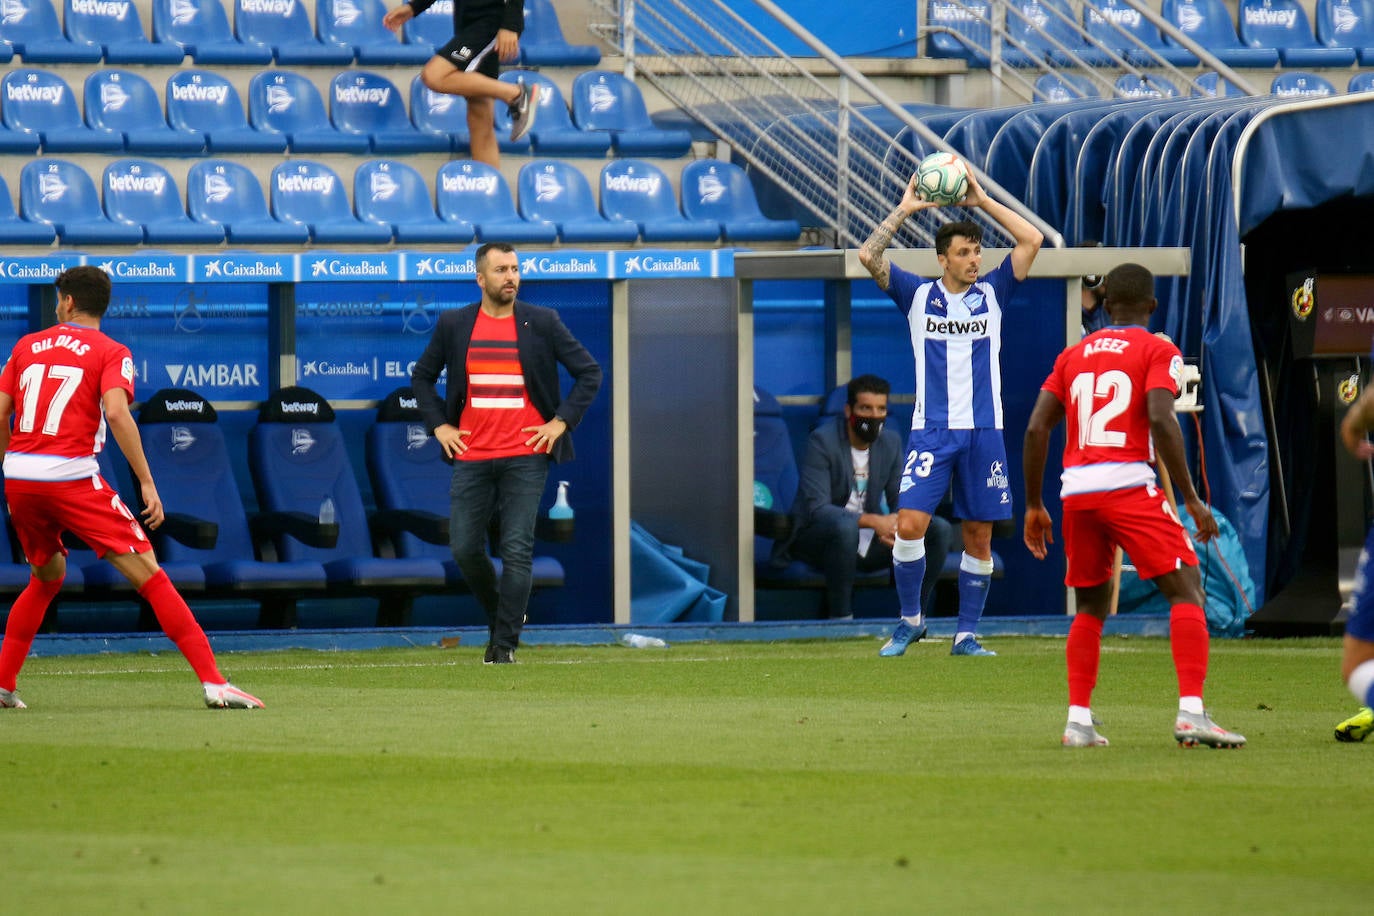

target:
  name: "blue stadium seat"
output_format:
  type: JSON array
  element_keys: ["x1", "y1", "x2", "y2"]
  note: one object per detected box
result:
[
  {"x1": 497, "y1": 70, "x2": 610, "y2": 157},
  {"x1": 409, "y1": 75, "x2": 470, "y2": 153},
  {"x1": 152, "y1": 0, "x2": 274, "y2": 65},
  {"x1": 570, "y1": 70, "x2": 693, "y2": 158},
  {"x1": 318, "y1": 0, "x2": 432, "y2": 64},
  {"x1": 1114, "y1": 73, "x2": 1181, "y2": 99},
  {"x1": 102, "y1": 158, "x2": 225, "y2": 244},
  {"x1": 1351, "y1": 70, "x2": 1374, "y2": 92},
  {"x1": 166, "y1": 70, "x2": 286, "y2": 154},
  {"x1": 270, "y1": 159, "x2": 394, "y2": 244},
  {"x1": 248, "y1": 70, "x2": 372, "y2": 153},
  {"x1": 1161, "y1": 0, "x2": 1281, "y2": 66},
  {"x1": 519, "y1": 0, "x2": 601, "y2": 66},
  {"x1": 0, "y1": 0, "x2": 102, "y2": 63},
  {"x1": 365, "y1": 387, "x2": 565, "y2": 595},
  {"x1": 401, "y1": 0, "x2": 452, "y2": 50},
  {"x1": 84, "y1": 69, "x2": 206, "y2": 155},
  {"x1": 1082, "y1": 0, "x2": 1198, "y2": 65},
  {"x1": 435, "y1": 160, "x2": 556, "y2": 243},
  {"x1": 1270, "y1": 70, "x2": 1337, "y2": 97},
  {"x1": 329, "y1": 70, "x2": 450, "y2": 154},
  {"x1": 516, "y1": 159, "x2": 639, "y2": 243},
  {"x1": 233, "y1": 0, "x2": 353, "y2": 64},
  {"x1": 187, "y1": 158, "x2": 311, "y2": 243},
  {"x1": 0, "y1": 173, "x2": 56, "y2": 245},
  {"x1": 1191, "y1": 71, "x2": 1250, "y2": 97},
  {"x1": 599, "y1": 159, "x2": 718, "y2": 243},
  {"x1": 1, "y1": 69, "x2": 124, "y2": 152},
  {"x1": 680, "y1": 160, "x2": 801, "y2": 242},
  {"x1": 136, "y1": 388, "x2": 330, "y2": 628},
  {"x1": 1002, "y1": 0, "x2": 1111, "y2": 67},
  {"x1": 924, "y1": 0, "x2": 992, "y2": 67},
  {"x1": 63, "y1": 0, "x2": 185, "y2": 64},
  {"x1": 20, "y1": 158, "x2": 144, "y2": 245},
  {"x1": 0, "y1": 115, "x2": 40, "y2": 154},
  {"x1": 354, "y1": 159, "x2": 470, "y2": 244},
  {"x1": 248, "y1": 386, "x2": 447, "y2": 628},
  {"x1": 1033, "y1": 72, "x2": 1102, "y2": 102},
  {"x1": 1239, "y1": 0, "x2": 1357, "y2": 66},
  {"x1": 1316, "y1": 0, "x2": 1374, "y2": 62}
]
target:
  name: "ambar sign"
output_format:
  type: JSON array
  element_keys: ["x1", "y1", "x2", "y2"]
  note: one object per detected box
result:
[{"x1": 166, "y1": 363, "x2": 260, "y2": 386}]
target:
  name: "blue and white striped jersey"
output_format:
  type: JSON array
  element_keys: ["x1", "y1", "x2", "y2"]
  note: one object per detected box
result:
[{"x1": 886, "y1": 258, "x2": 1020, "y2": 431}]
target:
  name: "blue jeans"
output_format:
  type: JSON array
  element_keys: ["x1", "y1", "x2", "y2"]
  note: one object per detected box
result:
[{"x1": 449, "y1": 454, "x2": 549, "y2": 649}]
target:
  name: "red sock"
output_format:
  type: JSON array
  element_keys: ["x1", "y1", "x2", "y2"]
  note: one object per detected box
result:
[
  {"x1": 1169, "y1": 602, "x2": 1209, "y2": 699},
  {"x1": 0, "y1": 576, "x2": 64, "y2": 692},
  {"x1": 1066, "y1": 613, "x2": 1104, "y2": 708},
  {"x1": 139, "y1": 569, "x2": 223, "y2": 684}
]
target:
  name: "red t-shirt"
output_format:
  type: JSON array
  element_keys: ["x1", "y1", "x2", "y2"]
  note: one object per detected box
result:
[
  {"x1": 0, "y1": 322, "x2": 135, "y2": 481},
  {"x1": 1039, "y1": 325, "x2": 1183, "y2": 500},
  {"x1": 456, "y1": 309, "x2": 547, "y2": 461}
]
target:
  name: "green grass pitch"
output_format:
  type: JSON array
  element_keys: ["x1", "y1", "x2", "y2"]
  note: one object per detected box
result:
[{"x1": 0, "y1": 636, "x2": 1365, "y2": 914}]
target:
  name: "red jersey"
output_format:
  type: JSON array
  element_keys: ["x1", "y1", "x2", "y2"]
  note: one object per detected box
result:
[
  {"x1": 1039, "y1": 325, "x2": 1183, "y2": 498},
  {"x1": 0, "y1": 321, "x2": 135, "y2": 481},
  {"x1": 456, "y1": 308, "x2": 546, "y2": 461}
]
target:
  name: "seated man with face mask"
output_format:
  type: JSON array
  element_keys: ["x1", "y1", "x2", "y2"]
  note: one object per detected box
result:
[{"x1": 776, "y1": 374, "x2": 954, "y2": 620}]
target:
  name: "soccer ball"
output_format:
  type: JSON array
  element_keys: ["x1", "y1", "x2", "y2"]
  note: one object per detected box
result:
[{"x1": 912, "y1": 152, "x2": 969, "y2": 206}]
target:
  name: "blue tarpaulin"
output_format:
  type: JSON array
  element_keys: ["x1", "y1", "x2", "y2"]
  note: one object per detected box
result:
[{"x1": 631, "y1": 522, "x2": 728, "y2": 623}]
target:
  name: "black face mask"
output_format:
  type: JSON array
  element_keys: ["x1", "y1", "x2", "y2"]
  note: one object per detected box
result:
[{"x1": 849, "y1": 414, "x2": 883, "y2": 444}]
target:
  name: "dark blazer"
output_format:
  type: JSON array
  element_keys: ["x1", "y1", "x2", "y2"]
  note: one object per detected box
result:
[
  {"x1": 788, "y1": 414, "x2": 903, "y2": 536},
  {"x1": 411, "y1": 300, "x2": 602, "y2": 464}
]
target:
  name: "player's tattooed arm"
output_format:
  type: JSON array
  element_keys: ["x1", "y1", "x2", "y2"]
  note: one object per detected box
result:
[{"x1": 858, "y1": 206, "x2": 906, "y2": 290}]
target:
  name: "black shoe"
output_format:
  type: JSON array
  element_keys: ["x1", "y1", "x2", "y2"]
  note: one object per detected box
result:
[
  {"x1": 483, "y1": 645, "x2": 496, "y2": 665},
  {"x1": 508, "y1": 78, "x2": 539, "y2": 142},
  {"x1": 490, "y1": 647, "x2": 516, "y2": 665}
]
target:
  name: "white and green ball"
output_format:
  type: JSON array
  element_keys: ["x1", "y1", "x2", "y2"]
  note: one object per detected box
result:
[{"x1": 913, "y1": 152, "x2": 969, "y2": 206}]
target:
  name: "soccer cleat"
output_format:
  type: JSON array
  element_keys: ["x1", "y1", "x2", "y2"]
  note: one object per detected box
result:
[
  {"x1": 483, "y1": 645, "x2": 497, "y2": 665},
  {"x1": 950, "y1": 636, "x2": 996, "y2": 656},
  {"x1": 508, "y1": 78, "x2": 539, "y2": 143},
  {"x1": 1334, "y1": 706, "x2": 1374, "y2": 743},
  {"x1": 1062, "y1": 721, "x2": 1109, "y2": 748},
  {"x1": 0, "y1": 687, "x2": 27, "y2": 709},
  {"x1": 489, "y1": 647, "x2": 516, "y2": 665},
  {"x1": 203, "y1": 682, "x2": 264, "y2": 709},
  {"x1": 1173, "y1": 710, "x2": 1244, "y2": 748},
  {"x1": 878, "y1": 620, "x2": 926, "y2": 657}
]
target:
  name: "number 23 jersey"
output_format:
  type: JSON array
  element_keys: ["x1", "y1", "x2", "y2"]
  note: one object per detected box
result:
[{"x1": 1039, "y1": 325, "x2": 1183, "y2": 498}]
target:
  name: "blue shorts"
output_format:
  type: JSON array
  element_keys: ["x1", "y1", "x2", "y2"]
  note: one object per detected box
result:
[
  {"x1": 1349, "y1": 531, "x2": 1374, "y2": 642},
  {"x1": 898, "y1": 428, "x2": 1012, "y2": 521}
]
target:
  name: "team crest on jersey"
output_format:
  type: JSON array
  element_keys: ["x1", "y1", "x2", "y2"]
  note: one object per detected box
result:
[
  {"x1": 121, "y1": 356, "x2": 134, "y2": 382},
  {"x1": 1290, "y1": 277, "x2": 1315, "y2": 320},
  {"x1": 1339, "y1": 373, "x2": 1360, "y2": 405},
  {"x1": 986, "y1": 460, "x2": 1008, "y2": 490},
  {"x1": 1169, "y1": 353, "x2": 1185, "y2": 388}
]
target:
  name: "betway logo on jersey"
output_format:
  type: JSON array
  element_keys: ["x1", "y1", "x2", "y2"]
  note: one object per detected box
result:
[
  {"x1": 308, "y1": 256, "x2": 395, "y2": 280},
  {"x1": 71, "y1": 0, "x2": 130, "y2": 18},
  {"x1": 409, "y1": 255, "x2": 476, "y2": 278},
  {"x1": 439, "y1": 172, "x2": 498, "y2": 194},
  {"x1": 198, "y1": 254, "x2": 290, "y2": 280},
  {"x1": 107, "y1": 172, "x2": 167, "y2": 195},
  {"x1": 1243, "y1": 6, "x2": 1297, "y2": 27},
  {"x1": 604, "y1": 173, "x2": 661, "y2": 194},
  {"x1": 277, "y1": 173, "x2": 335, "y2": 194},
  {"x1": 167, "y1": 363, "x2": 260, "y2": 386},
  {"x1": 924, "y1": 316, "x2": 988, "y2": 336},
  {"x1": 239, "y1": 0, "x2": 294, "y2": 13},
  {"x1": 98, "y1": 257, "x2": 184, "y2": 281},
  {"x1": 169, "y1": 82, "x2": 229, "y2": 104},
  {"x1": 7, "y1": 82, "x2": 63, "y2": 103},
  {"x1": 335, "y1": 84, "x2": 391, "y2": 106},
  {"x1": 519, "y1": 254, "x2": 605, "y2": 277}
]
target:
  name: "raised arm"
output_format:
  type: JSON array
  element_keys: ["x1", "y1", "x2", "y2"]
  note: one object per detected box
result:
[
  {"x1": 858, "y1": 175, "x2": 935, "y2": 291},
  {"x1": 959, "y1": 166, "x2": 1043, "y2": 281}
]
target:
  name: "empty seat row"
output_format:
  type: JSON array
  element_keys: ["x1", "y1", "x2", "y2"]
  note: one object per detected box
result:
[
  {"x1": 0, "y1": 156, "x2": 800, "y2": 246},
  {"x1": 927, "y1": 0, "x2": 1374, "y2": 69},
  {"x1": 0, "y1": 0, "x2": 598, "y2": 68},
  {"x1": 0, "y1": 67, "x2": 692, "y2": 158},
  {"x1": 1035, "y1": 68, "x2": 1374, "y2": 101}
]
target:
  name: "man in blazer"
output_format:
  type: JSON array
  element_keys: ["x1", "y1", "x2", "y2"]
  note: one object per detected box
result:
[
  {"x1": 778, "y1": 374, "x2": 952, "y2": 621},
  {"x1": 412, "y1": 242, "x2": 601, "y2": 663}
]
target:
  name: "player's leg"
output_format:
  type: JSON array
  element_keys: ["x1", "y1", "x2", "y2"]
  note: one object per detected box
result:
[
  {"x1": 0, "y1": 554, "x2": 65, "y2": 708},
  {"x1": 789, "y1": 505, "x2": 863, "y2": 619},
  {"x1": 1060, "y1": 504, "x2": 1114, "y2": 746},
  {"x1": 881, "y1": 432, "x2": 955, "y2": 656},
  {"x1": 449, "y1": 459, "x2": 501, "y2": 658},
  {"x1": 947, "y1": 430, "x2": 1011, "y2": 656},
  {"x1": 1337, "y1": 544, "x2": 1374, "y2": 740},
  {"x1": 489, "y1": 454, "x2": 548, "y2": 661}
]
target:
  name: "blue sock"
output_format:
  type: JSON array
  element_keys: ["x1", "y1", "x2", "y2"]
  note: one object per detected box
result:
[
  {"x1": 955, "y1": 552, "x2": 995, "y2": 636},
  {"x1": 892, "y1": 536, "x2": 926, "y2": 622}
]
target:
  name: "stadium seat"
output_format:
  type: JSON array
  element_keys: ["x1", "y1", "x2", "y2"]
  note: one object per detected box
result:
[
  {"x1": 401, "y1": 0, "x2": 452, "y2": 50},
  {"x1": 354, "y1": 159, "x2": 471, "y2": 244},
  {"x1": 599, "y1": 160, "x2": 718, "y2": 243},
  {"x1": 84, "y1": 69, "x2": 206, "y2": 155},
  {"x1": 19, "y1": 158, "x2": 145, "y2": 245},
  {"x1": 1239, "y1": 0, "x2": 1357, "y2": 66},
  {"x1": 328, "y1": 70, "x2": 451, "y2": 154},
  {"x1": 0, "y1": 173, "x2": 55, "y2": 245},
  {"x1": 318, "y1": 0, "x2": 432, "y2": 64},
  {"x1": 1113, "y1": 73, "x2": 1181, "y2": 99},
  {"x1": 233, "y1": 0, "x2": 353, "y2": 64},
  {"x1": 134, "y1": 388, "x2": 329, "y2": 628},
  {"x1": 166, "y1": 70, "x2": 287, "y2": 154},
  {"x1": 152, "y1": 0, "x2": 274, "y2": 64},
  {"x1": 187, "y1": 158, "x2": 310, "y2": 244},
  {"x1": 248, "y1": 70, "x2": 372, "y2": 153},
  {"x1": 0, "y1": 118, "x2": 40, "y2": 155},
  {"x1": 570, "y1": 70, "x2": 694, "y2": 158},
  {"x1": 924, "y1": 0, "x2": 992, "y2": 67},
  {"x1": 409, "y1": 75, "x2": 471, "y2": 153},
  {"x1": 101, "y1": 158, "x2": 225, "y2": 245},
  {"x1": 1161, "y1": 0, "x2": 1281, "y2": 66},
  {"x1": 1002, "y1": 0, "x2": 1113, "y2": 67},
  {"x1": 269, "y1": 159, "x2": 394, "y2": 244},
  {"x1": 1033, "y1": 72, "x2": 1103, "y2": 102},
  {"x1": 680, "y1": 160, "x2": 801, "y2": 242},
  {"x1": 1351, "y1": 70, "x2": 1374, "y2": 92},
  {"x1": 1190, "y1": 71, "x2": 1250, "y2": 97},
  {"x1": 519, "y1": 0, "x2": 601, "y2": 66},
  {"x1": 1316, "y1": 0, "x2": 1374, "y2": 63},
  {"x1": 0, "y1": 0, "x2": 103, "y2": 63},
  {"x1": 365, "y1": 387, "x2": 566, "y2": 594},
  {"x1": 248, "y1": 386, "x2": 447, "y2": 627},
  {"x1": 1081, "y1": 0, "x2": 1198, "y2": 65},
  {"x1": 1270, "y1": 70, "x2": 1337, "y2": 98},
  {"x1": 435, "y1": 160, "x2": 556, "y2": 243},
  {"x1": 63, "y1": 0, "x2": 186, "y2": 64},
  {"x1": 497, "y1": 70, "x2": 610, "y2": 157},
  {"x1": 1, "y1": 69, "x2": 124, "y2": 153},
  {"x1": 516, "y1": 159, "x2": 639, "y2": 243}
]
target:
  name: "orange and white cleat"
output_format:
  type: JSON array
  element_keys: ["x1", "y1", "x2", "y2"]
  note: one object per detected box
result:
[{"x1": 203, "y1": 682, "x2": 264, "y2": 709}]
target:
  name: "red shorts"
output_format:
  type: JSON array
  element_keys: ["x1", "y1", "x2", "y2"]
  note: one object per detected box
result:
[
  {"x1": 5, "y1": 475, "x2": 150, "y2": 567},
  {"x1": 1061, "y1": 485, "x2": 1198, "y2": 587}
]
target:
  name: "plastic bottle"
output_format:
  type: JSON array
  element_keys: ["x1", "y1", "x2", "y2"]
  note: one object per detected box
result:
[
  {"x1": 319, "y1": 496, "x2": 336, "y2": 525},
  {"x1": 620, "y1": 633, "x2": 668, "y2": 649},
  {"x1": 549, "y1": 480, "x2": 574, "y2": 519}
]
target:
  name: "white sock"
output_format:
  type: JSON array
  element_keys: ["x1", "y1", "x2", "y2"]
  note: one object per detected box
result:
[
  {"x1": 901, "y1": 613, "x2": 924, "y2": 627},
  {"x1": 955, "y1": 631, "x2": 974, "y2": 644},
  {"x1": 1348, "y1": 659, "x2": 1374, "y2": 707},
  {"x1": 1068, "y1": 705, "x2": 1093, "y2": 727},
  {"x1": 1179, "y1": 696, "x2": 1204, "y2": 715}
]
